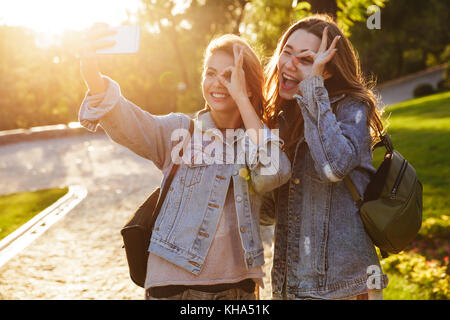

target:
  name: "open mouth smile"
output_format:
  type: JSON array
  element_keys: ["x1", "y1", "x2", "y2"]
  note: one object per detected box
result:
[
  {"x1": 280, "y1": 72, "x2": 300, "y2": 91},
  {"x1": 210, "y1": 92, "x2": 230, "y2": 101}
]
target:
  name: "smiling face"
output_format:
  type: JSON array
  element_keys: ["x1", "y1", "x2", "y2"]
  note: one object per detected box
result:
[
  {"x1": 202, "y1": 50, "x2": 238, "y2": 114},
  {"x1": 277, "y1": 29, "x2": 321, "y2": 100}
]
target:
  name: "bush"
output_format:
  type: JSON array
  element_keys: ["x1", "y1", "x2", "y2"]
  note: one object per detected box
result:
[
  {"x1": 419, "y1": 215, "x2": 450, "y2": 239},
  {"x1": 437, "y1": 79, "x2": 450, "y2": 92},
  {"x1": 413, "y1": 83, "x2": 435, "y2": 97},
  {"x1": 406, "y1": 215, "x2": 450, "y2": 262},
  {"x1": 381, "y1": 252, "x2": 450, "y2": 300}
]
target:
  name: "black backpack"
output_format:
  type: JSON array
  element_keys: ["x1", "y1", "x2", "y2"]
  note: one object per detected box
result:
[
  {"x1": 120, "y1": 119, "x2": 194, "y2": 287},
  {"x1": 344, "y1": 134, "x2": 423, "y2": 258}
]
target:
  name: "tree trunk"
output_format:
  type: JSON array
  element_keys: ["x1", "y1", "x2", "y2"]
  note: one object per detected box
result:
[
  {"x1": 307, "y1": 0, "x2": 338, "y2": 20},
  {"x1": 233, "y1": 0, "x2": 249, "y2": 35},
  {"x1": 161, "y1": 18, "x2": 191, "y2": 90}
]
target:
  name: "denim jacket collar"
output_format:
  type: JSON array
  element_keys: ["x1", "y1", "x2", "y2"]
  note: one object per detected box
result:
[
  {"x1": 194, "y1": 109, "x2": 246, "y2": 146},
  {"x1": 277, "y1": 93, "x2": 346, "y2": 137}
]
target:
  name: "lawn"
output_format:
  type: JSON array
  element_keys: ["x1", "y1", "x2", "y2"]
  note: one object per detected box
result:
[
  {"x1": 0, "y1": 187, "x2": 68, "y2": 241},
  {"x1": 375, "y1": 91, "x2": 450, "y2": 219},
  {"x1": 375, "y1": 91, "x2": 450, "y2": 300}
]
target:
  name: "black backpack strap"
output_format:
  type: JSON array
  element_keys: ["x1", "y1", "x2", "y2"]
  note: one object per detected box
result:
[
  {"x1": 372, "y1": 134, "x2": 393, "y2": 153},
  {"x1": 344, "y1": 175, "x2": 390, "y2": 259},
  {"x1": 343, "y1": 176, "x2": 364, "y2": 208},
  {"x1": 150, "y1": 118, "x2": 194, "y2": 226}
]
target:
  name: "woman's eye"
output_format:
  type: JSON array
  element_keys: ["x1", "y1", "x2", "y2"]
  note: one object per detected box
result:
[
  {"x1": 282, "y1": 50, "x2": 291, "y2": 56},
  {"x1": 205, "y1": 71, "x2": 215, "y2": 77},
  {"x1": 300, "y1": 57, "x2": 313, "y2": 64}
]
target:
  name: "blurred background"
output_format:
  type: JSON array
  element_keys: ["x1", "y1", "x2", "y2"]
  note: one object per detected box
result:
[
  {"x1": 0, "y1": 0, "x2": 448, "y2": 130},
  {"x1": 0, "y1": 0, "x2": 449, "y2": 300}
]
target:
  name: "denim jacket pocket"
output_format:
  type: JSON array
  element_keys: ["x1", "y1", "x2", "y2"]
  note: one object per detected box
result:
[
  {"x1": 310, "y1": 178, "x2": 331, "y2": 279},
  {"x1": 154, "y1": 175, "x2": 184, "y2": 239},
  {"x1": 184, "y1": 163, "x2": 208, "y2": 187}
]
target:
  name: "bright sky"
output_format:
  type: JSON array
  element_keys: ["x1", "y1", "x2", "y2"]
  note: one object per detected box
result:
[{"x1": 0, "y1": 0, "x2": 142, "y2": 34}]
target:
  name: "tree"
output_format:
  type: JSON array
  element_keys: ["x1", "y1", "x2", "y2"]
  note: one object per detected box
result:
[{"x1": 349, "y1": 0, "x2": 450, "y2": 82}]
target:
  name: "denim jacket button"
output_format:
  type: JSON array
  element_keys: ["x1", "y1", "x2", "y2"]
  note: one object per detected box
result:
[
  {"x1": 236, "y1": 195, "x2": 242, "y2": 202},
  {"x1": 293, "y1": 178, "x2": 300, "y2": 184},
  {"x1": 247, "y1": 258, "x2": 254, "y2": 265},
  {"x1": 240, "y1": 226, "x2": 247, "y2": 233}
]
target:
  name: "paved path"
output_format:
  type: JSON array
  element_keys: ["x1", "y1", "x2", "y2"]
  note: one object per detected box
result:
[{"x1": 0, "y1": 133, "x2": 274, "y2": 299}]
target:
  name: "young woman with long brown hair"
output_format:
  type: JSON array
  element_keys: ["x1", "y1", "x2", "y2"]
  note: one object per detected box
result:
[
  {"x1": 79, "y1": 25, "x2": 291, "y2": 300},
  {"x1": 262, "y1": 14, "x2": 388, "y2": 300}
]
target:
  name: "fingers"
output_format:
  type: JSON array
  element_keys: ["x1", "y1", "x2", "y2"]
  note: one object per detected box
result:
[
  {"x1": 293, "y1": 50, "x2": 316, "y2": 59},
  {"x1": 321, "y1": 35, "x2": 340, "y2": 63},
  {"x1": 85, "y1": 28, "x2": 117, "y2": 42},
  {"x1": 218, "y1": 74, "x2": 230, "y2": 90},
  {"x1": 328, "y1": 35, "x2": 341, "y2": 51},
  {"x1": 80, "y1": 23, "x2": 117, "y2": 58},
  {"x1": 319, "y1": 27, "x2": 328, "y2": 52},
  {"x1": 81, "y1": 39, "x2": 116, "y2": 58},
  {"x1": 90, "y1": 39, "x2": 116, "y2": 51},
  {"x1": 233, "y1": 44, "x2": 244, "y2": 69},
  {"x1": 233, "y1": 44, "x2": 240, "y2": 66}
]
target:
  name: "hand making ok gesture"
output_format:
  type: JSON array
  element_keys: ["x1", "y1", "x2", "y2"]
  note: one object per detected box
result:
[
  {"x1": 293, "y1": 26, "x2": 341, "y2": 79},
  {"x1": 218, "y1": 44, "x2": 251, "y2": 104}
]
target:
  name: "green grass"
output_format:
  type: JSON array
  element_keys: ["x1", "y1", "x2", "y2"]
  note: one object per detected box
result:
[
  {"x1": 374, "y1": 91, "x2": 450, "y2": 220},
  {"x1": 383, "y1": 273, "x2": 431, "y2": 300},
  {"x1": 375, "y1": 91, "x2": 450, "y2": 300},
  {"x1": 0, "y1": 187, "x2": 68, "y2": 241}
]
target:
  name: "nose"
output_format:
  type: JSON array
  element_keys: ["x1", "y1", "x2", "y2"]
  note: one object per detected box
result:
[
  {"x1": 285, "y1": 55, "x2": 298, "y2": 71},
  {"x1": 212, "y1": 75, "x2": 226, "y2": 89}
]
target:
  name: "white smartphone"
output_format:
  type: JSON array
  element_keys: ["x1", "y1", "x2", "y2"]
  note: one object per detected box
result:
[{"x1": 96, "y1": 25, "x2": 141, "y2": 54}]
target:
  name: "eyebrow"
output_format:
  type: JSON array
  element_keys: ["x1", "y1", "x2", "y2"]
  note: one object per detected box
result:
[{"x1": 284, "y1": 44, "x2": 310, "y2": 53}]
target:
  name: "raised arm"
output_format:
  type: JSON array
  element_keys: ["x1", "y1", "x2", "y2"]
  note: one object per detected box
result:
[{"x1": 78, "y1": 23, "x2": 190, "y2": 171}]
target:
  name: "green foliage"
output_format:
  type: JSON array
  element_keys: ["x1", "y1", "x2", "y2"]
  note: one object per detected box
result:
[
  {"x1": 375, "y1": 93, "x2": 450, "y2": 300},
  {"x1": 350, "y1": 0, "x2": 450, "y2": 83},
  {"x1": 336, "y1": 0, "x2": 388, "y2": 36},
  {"x1": 0, "y1": 188, "x2": 68, "y2": 240},
  {"x1": 242, "y1": 0, "x2": 311, "y2": 57},
  {"x1": 0, "y1": 0, "x2": 449, "y2": 130},
  {"x1": 381, "y1": 252, "x2": 449, "y2": 300},
  {"x1": 419, "y1": 215, "x2": 450, "y2": 240},
  {"x1": 413, "y1": 83, "x2": 435, "y2": 98},
  {"x1": 379, "y1": 92, "x2": 450, "y2": 220}
]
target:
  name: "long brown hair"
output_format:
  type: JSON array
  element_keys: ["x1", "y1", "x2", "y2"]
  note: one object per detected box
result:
[
  {"x1": 203, "y1": 34, "x2": 267, "y2": 124},
  {"x1": 264, "y1": 14, "x2": 384, "y2": 150}
]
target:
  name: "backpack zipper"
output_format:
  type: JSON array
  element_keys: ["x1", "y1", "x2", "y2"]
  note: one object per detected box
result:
[{"x1": 390, "y1": 159, "x2": 408, "y2": 199}]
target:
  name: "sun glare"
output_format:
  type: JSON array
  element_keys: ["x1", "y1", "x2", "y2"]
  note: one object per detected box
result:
[{"x1": 0, "y1": 0, "x2": 142, "y2": 35}]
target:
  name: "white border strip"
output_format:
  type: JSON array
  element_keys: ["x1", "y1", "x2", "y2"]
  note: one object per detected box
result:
[{"x1": 0, "y1": 185, "x2": 88, "y2": 269}]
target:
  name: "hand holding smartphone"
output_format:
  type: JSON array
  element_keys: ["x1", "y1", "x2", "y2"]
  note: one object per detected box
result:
[
  {"x1": 96, "y1": 25, "x2": 141, "y2": 54},
  {"x1": 80, "y1": 24, "x2": 140, "y2": 95}
]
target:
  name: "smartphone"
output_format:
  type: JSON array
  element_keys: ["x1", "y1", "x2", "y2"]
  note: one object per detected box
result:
[{"x1": 96, "y1": 25, "x2": 141, "y2": 54}]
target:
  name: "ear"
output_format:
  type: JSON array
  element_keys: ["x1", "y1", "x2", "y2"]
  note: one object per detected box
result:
[{"x1": 323, "y1": 69, "x2": 333, "y2": 80}]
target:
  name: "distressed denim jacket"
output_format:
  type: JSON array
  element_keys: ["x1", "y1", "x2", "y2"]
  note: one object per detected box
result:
[
  {"x1": 79, "y1": 76, "x2": 291, "y2": 275},
  {"x1": 265, "y1": 75, "x2": 388, "y2": 299}
]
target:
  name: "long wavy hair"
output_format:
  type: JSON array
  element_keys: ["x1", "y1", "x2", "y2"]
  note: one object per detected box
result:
[
  {"x1": 203, "y1": 34, "x2": 267, "y2": 125},
  {"x1": 264, "y1": 14, "x2": 384, "y2": 151}
]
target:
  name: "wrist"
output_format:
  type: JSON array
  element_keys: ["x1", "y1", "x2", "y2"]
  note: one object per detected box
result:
[
  {"x1": 310, "y1": 65, "x2": 324, "y2": 77},
  {"x1": 234, "y1": 92, "x2": 251, "y2": 106}
]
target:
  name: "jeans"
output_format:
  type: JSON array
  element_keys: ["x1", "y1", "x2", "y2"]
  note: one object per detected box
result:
[{"x1": 145, "y1": 287, "x2": 256, "y2": 300}]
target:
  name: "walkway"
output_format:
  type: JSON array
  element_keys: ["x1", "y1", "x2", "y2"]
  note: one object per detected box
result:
[{"x1": 0, "y1": 133, "x2": 274, "y2": 299}]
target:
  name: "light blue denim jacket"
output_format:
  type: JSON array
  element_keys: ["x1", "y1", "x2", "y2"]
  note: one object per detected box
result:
[
  {"x1": 264, "y1": 75, "x2": 388, "y2": 299},
  {"x1": 79, "y1": 76, "x2": 291, "y2": 275}
]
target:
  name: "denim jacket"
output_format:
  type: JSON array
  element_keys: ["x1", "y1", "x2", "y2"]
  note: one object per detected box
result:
[
  {"x1": 265, "y1": 75, "x2": 388, "y2": 299},
  {"x1": 79, "y1": 76, "x2": 291, "y2": 275}
]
